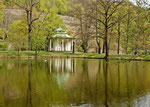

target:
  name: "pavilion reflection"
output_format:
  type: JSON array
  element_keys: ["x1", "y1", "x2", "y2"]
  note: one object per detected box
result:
[{"x1": 49, "y1": 58, "x2": 76, "y2": 73}]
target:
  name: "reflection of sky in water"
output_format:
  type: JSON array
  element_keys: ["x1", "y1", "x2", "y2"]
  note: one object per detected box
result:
[
  {"x1": 70, "y1": 93, "x2": 150, "y2": 107},
  {"x1": 134, "y1": 92, "x2": 150, "y2": 107},
  {"x1": 55, "y1": 72, "x2": 70, "y2": 87}
]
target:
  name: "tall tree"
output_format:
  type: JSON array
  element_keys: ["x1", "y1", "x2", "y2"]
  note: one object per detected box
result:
[
  {"x1": 124, "y1": 1, "x2": 135, "y2": 54},
  {"x1": 11, "y1": 0, "x2": 41, "y2": 51},
  {"x1": 72, "y1": 0, "x2": 93, "y2": 53},
  {"x1": 31, "y1": 20, "x2": 46, "y2": 57},
  {"x1": 43, "y1": 6, "x2": 65, "y2": 51},
  {"x1": 115, "y1": 2, "x2": 127, "y2": 54},
  {"x1": 92, "y1": 0, "x2": 124, "y2": 59},
  {"x1": 8, "y1": 20, "x2": 28, "y2": 54}
]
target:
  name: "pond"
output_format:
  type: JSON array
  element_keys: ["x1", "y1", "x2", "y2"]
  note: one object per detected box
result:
[{"x1": 0, "y1": 58, "x2": 150, "y2": 107}]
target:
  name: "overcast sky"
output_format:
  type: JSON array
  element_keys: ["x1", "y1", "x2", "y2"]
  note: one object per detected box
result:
[{"x1": 129, "y1": 0, "x2": 150, "y2": 7}]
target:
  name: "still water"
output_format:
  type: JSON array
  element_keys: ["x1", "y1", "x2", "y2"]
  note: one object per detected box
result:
[{"x1": 0, "y1": 58, "x2": 150, "y2": 107}]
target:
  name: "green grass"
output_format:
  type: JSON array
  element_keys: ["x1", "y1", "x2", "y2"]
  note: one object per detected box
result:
[
  {"x1": 0, "y1": 51, "x2": 105, "y2": 58},
  {"x1": 0, "y1": 51, "x2": 150, "y2": 60}
]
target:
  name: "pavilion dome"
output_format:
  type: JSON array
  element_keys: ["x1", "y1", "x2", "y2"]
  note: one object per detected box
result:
[
  {"x1": 55, "y1": 27, "x2": 66, "y2": 33},
  {"x1": 51, "y1": 27, "x2": 73, "y2": 38}
]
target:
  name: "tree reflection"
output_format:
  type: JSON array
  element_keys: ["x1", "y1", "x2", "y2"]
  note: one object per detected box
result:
[
  {"x1": 103, "y1": 60, "x2": 108, "y2": 107},
  {"x1": 126, "y1": 62, "x2": 131, "y2": 107},
  {"x1": 26, "y1": 62, "x2": 32, "y2": 107},
  {"x1": 117, "y1": 61, "x2": 121, "y2": 106}
]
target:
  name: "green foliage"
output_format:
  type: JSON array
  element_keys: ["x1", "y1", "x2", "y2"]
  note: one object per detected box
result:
[
  {"x1": 32, "y1": 20, "x2": 46, "y2": 51},
  {"x1": 40, "y1": 0, "x2": 69, "y2": 14},
  {"x1": 8, "y1": 20, "x2": 28, "y2": 51},
  {"x1": 0, "y1": 0, "x2": 5, "y2": 25},
  {"x1": 76, "y1": 45, "x2": 83, "y2": 52},
  {"x1": 56, "y1": 0, "x2": 68, "y2": 14},
  {"x1": 0, "y1": 42, "x2": 8, "y2": 51},
  {"x1": 43, "y1": 6, "x2": 66, "y2": 36},
  {"x1": 0, "y1": 28, "x2": 6, "y2": 40}
]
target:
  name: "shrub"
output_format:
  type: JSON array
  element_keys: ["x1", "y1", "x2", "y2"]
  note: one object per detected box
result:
[{"x1": 76, "y1": 45, "x2": 83, "y2": 52}]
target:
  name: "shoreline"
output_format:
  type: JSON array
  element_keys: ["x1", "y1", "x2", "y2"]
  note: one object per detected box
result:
[{"x1": 0, "y1": 53, "x2": 150, "y2": 61}]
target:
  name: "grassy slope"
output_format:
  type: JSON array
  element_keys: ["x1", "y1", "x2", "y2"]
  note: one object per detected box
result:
[{"x1": 0, "y1": 51, "x2": 150, "y2": 60}]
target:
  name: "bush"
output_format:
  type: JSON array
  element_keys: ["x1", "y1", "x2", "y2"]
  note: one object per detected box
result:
[
  {"x1": 0, "y1": 42, "x2": 8, "y2": 51},
  {"x1": 76, "y1": 45, "x2": 83, "y2": 52}
]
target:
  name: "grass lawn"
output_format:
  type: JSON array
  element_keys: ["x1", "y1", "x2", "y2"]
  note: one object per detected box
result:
[
  {"x1": 0, "y1": 51, "x2": 150, "y2": 60},
  {"x1": 0, "y1": 51, "x2": 105, "y2": 58}
]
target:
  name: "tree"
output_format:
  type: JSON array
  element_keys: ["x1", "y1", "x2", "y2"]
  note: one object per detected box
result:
[
  {"x1": 56, "y1": 0, "x2": 68, "y2": 14},
  {"x1": 31, "y1": 6, "x2": 65, "y2": 56},
  {"x1": 43, "y1": 6, "x2": 65, "y2": 51},
  {"x1": 32, "y1": 20, "x2": 46, "y2": 57},
  {"x1": 92, "y1": 0, "x2": 124, "y2": 59},
  {"x1": 11, "y1": 0, "x2": 42, "y2": 51},
  {"x1": 8, "y1": 20, "x2": 28, "y2": 55},
  {"x1": 94, "y1": 0, "x2": 102, "y2": 54},
  {"x1": 115, "y1": 2, "x2": 127, "y2": 54},
  {"x1": 130, "y1": 0, "x2": 150, "y2": 55},
  {"x1": 0, "y1": 0, "x2": 5, "y2": 25},
  {"x1": 0, "y1": 28, "x2": 6, "y2": 40},
  {"x1": 40, "y1": 0, "x2": 70, "y2": 14},
  {"x1": 72, "y1": 0, "x2": 93, "y2": 53},
  {"x1": 123, "y1": 1, "x2": 136, "y2": 54}
]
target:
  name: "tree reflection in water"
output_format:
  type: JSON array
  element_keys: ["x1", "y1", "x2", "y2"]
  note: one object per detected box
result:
[
  {"x1": 0, "y1": 58, "x2": 150, "y2": 106},
  {"x1": 26, "y1": 63, "x2": 32, "y2": 107}
]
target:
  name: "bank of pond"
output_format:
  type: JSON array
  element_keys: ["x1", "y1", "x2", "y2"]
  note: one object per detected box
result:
[{"x1": 0, "y1": 51, "x2": 150, "y2": 61}]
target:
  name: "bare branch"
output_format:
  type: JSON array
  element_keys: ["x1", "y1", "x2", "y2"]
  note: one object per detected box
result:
[{"x1": 32, "y1": 2, "x2": 39, "y2": 7}]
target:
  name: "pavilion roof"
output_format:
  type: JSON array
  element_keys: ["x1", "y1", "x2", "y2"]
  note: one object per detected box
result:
[
  {"x1": 51, "y1": 34, "x2": 73, "y2": 38},
  {"x1": 51, "y1": 27, "x2": 74, "y2": 38}
]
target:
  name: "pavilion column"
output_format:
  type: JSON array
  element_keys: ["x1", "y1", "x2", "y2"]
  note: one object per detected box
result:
[
  {"x1": 64, "y1": 39, "x2": 66, "y2": 52},
  {"x1": 49, "y1": 39, "x2": 51, "y2": 51},
  {"x1": 66, "y1": 39, "x2": 68, "y2": 51},
  {"x1": 57, "y1": 39, "x2": 59, "y2": 51},
  {"x1": 57, "y1": 39, "x2": 58, "y2": 51},
  {"x1": 71, "y1": 39, "x2": 72, "y2": 51},
  {"x1": 54, "y1": 40, "x2": 56, "y2": 51},
  {"x1": 62, "y1": 39, "x2": 64, "y2": 51},
  {"x1": 56, "y1": 39, "x2": 58, "y2": 51}
]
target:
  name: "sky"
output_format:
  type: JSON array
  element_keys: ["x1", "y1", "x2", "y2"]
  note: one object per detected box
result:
[{"x1": 130, "y1": 0, "x2": 150, "y2": 7}]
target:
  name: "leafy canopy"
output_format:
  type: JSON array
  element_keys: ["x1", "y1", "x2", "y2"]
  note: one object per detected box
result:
[{"x1": 8, "y1": 20, "x2": 28, "y2": 50}]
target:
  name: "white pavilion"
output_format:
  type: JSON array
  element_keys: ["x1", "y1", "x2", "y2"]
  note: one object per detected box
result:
[{"x1": 49, "y1": 27, "x2": 75, "y2": 52}]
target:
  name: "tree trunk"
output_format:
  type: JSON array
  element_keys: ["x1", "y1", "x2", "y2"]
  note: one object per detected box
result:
[
  {"x1": 126, "y1": 5, "x2": 130, "y2": 54},
  {"x1": 95, "y1": 0, "x2": 101, "y2": 54},
  {"x1": 83, "y1": 41, "x2": 88, "y2": 53},
  {"x1": 98, "y1": 43, "x2": 101, "y2": 54},
  {"x1": 35, "y1": 46, "x2": 38, "y2": 58},
  {"x1": 17, "y1": 47, "x2": 20, "y2": 56},
  {"x1": 117, "y1": 23, "x2": 121, "y2": 55},
  {"x1": 83, "y1": 45, "x2": 87, "y2": 53},
  {"x1": 102, "y1": 41, "x2": 105, "y2": 53},
  {"x1": 104, "y1": 25, "x2": 108, "y2": 60},
  {"x1": 45, "y1": 37, "x2": 50, "y2": 51},
  {"x1": 72, "y1": 41, "x2": 75, "y2": 53},
  {"x1": 117, "y1": 37, "x2": 120, "y2": 55},
  {"x1": 28, "y1": 31, "x2": 32, "y2": 51}
]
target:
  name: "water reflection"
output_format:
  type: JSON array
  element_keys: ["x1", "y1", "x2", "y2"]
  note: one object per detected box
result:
[{"x1": 0, "y1": 58, "x2": 150, "y2": 107}]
